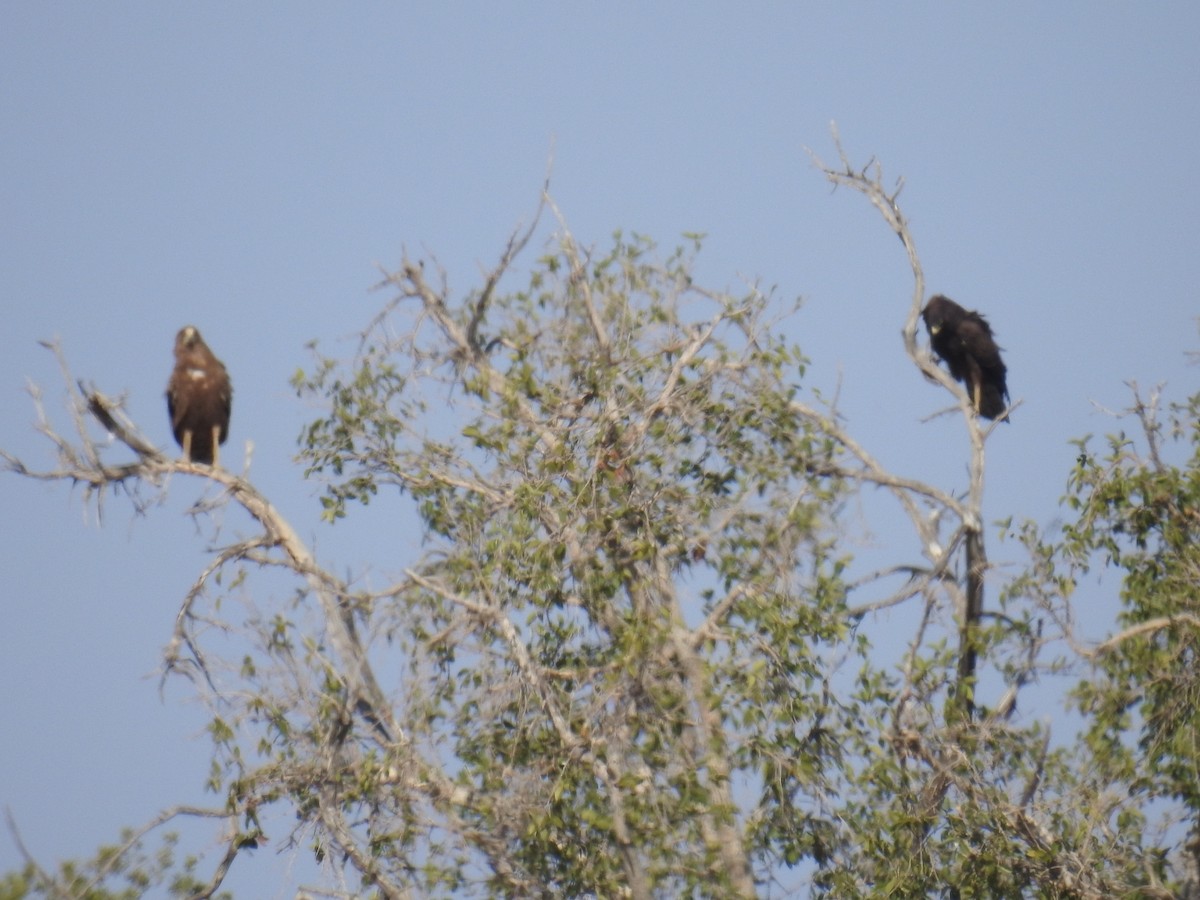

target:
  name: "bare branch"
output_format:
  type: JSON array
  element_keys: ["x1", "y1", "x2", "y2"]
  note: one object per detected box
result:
[
  {"x1": 844, "y1": 527, "x2": 965, "y2": 618},
  {"x1": 4, "y1": 807, "x2": 54, "y2": 889},
  {"x1": 186, "y1": 829, "x2": 245, "y2": 900},
  {"x1": 808, "y1": 125, "x2": 925, "y2": 352},
  {"x1": 545, "y1": 193, "x2": 613, "y2": 360},
  {"x1": 7, "y1": 352, "x2": 405, "y2": 747},
  {"x1": 162, "y1": 536, "x2": 273, "y2": 692},
  {"x1": 316, "y1": 791, "x2": 411, "y2": 900},
  {"x1": 467, "y1": 191, "x2": 548, "y2": 354},
  {"x1": 689, "y1": 583, "x2": 752, "y2": 649},
  {"x1": 790, "y1": 398, "x2": 968, "y2": 524},
  {"x1": 387, "y1": 259, "x2": 564, "y2": 456},
  {"x1": 7, "y1": 803, "x2": 235, "y2": 899},
  {"x1": 1086, "y1": 614, "x2": 1200, "y2": 658},
  {"x1": 85, "y1": 384, "x2": 167, "y2": 461},
  {"x1": 811, "y1": 127, "x2": 998, "y2": 722}
]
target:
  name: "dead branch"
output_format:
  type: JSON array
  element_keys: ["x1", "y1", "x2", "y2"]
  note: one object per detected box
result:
[{"x1": 811, "y1": 127, "x2": 995, "y2": 722}]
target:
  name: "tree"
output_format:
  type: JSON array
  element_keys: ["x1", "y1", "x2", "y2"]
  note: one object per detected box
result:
[
  {"x1": 0, "y1": 811, "x2": 225, "y2": 900},
  {"x1": 1026, "y1": 384, "x2": 1200, "y2": 898},
  {"x1": 4, "y1": 150, "x2": 1198, "y2": 898}
]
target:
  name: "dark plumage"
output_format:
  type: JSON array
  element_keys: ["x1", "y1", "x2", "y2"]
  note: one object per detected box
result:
[
  {"x1": 921, "y1": 295, "x2": 1009, "y2": 420},
  {"x1": 167, "y1": 326, "x2": 232, "y2": 465}
]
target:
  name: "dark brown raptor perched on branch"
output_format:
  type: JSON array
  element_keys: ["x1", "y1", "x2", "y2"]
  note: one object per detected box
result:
[
  {"x1": 921, "y1": 295, "x2": 1010, "y2": 420},
  {"x1": 166, "y1": 325, "x2": 232, "y2": 466}
]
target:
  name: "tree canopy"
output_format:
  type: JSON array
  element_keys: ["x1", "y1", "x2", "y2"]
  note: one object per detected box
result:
[{"x1": 3, "y1": 154, "x2": 1199, "y2": 899}]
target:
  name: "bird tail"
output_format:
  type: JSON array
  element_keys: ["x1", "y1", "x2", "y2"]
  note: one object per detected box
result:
[{"x1": 978, "y1": 384, "x2": 1009, "y2": 420}]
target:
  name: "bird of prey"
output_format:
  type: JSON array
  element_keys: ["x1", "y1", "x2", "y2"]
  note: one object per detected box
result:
[
  {"x1": 166, "y1": 326, "x2": 232, "y2": 465},
  {"x1": 921, "y1": 295, "x2": 1009, "y2": 420}
]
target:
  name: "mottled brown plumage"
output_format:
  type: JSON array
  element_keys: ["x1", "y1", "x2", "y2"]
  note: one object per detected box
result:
[
  {"x1": 921, "y1": 295, "x2": 1009, "y2": 420},
  {"x1": 167, "y1": 326, "x2": 232, "y2": 465}
]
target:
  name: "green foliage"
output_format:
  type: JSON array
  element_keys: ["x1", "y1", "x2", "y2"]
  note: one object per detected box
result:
[
  {"x1": 11, "y1": 220, "x2": 1200, "y2": 897},
  {"x1": 1061, "y1": 393, "x2": 1200, "y2": 818},
  {"x1": 286, "y1": 231, "x2": 881, "y2": 894},
  {"x1": 0, "y1": 832, "x2": 222, "y2": 900},
  {"x1": 991, "y1": 388, "x2": 1200, "y2": 897}
]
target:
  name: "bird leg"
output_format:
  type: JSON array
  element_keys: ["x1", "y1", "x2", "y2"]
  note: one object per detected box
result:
[
  {"x1": 181, "y1": 429, "x2": 193, "y2": 463},
  {"x1": 972, "y1": 381, "x2": 982, "y2": 416},
  {"x1": 210, "y1": 424, "x2": 222, "y2": 468}
]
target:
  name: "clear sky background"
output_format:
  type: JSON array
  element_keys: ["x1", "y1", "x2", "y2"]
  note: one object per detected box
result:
[{"x1": 2, "y1": 3, "x2": 1198, "y2": 896}]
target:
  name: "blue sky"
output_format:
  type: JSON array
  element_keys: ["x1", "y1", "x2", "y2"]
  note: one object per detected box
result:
[{"x1": 2, "y1": 3, "x2": 1198, "y2": 895}]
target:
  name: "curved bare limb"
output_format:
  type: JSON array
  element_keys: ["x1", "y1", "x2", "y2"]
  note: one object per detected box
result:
[{"x1": 810, "y1": 127, "x2": 998, "y2": 721}]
